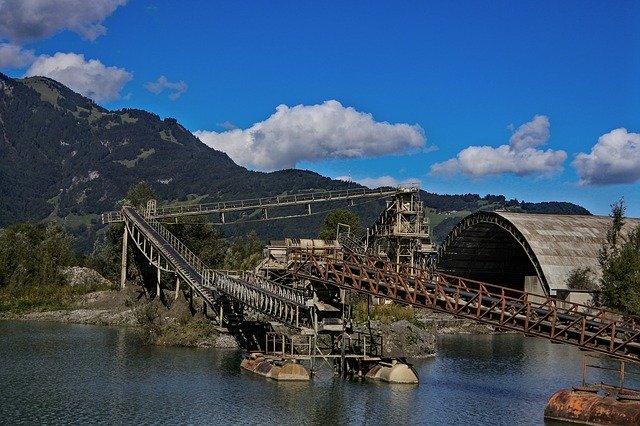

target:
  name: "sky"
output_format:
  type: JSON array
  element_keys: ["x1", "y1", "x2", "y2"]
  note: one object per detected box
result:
[{"x1": 1, "y1": 0, "x2": 639, "y2": 217}]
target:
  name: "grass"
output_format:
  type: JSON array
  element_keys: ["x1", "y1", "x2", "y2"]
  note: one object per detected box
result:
[
  {"x1": 159, "y1": 129, "x2": 180, "y2": 144},
  {"x1": 351, "y1": 301, "x2": 415, "y2": 324},
  {"x1": 120, "y1": 113, "x2": 138, "y2": 124},
  {"x1": 21, "y1": 77, "x2": 60, "y2": 107},
  {"x1": 0, "y1": 282, "x2": 113, "y2": 313},
  {"x1": 134, "y1": 305, "x2": 219, "y2": 346},
  {"x1": 114, "y1": 148, "x2": 156, "y2": 168}
]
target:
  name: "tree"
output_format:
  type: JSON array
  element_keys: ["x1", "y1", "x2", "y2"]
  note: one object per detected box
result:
[
  {"x1": 599, "y1": 198, "x2": 640, "y2": 315},
  {"x1": 222, "y1": 231, "x2": 264, "y2": 270},
  {"x1": 165, "y1": 220, "x2": 228, "y2": 268},
  {"x1": 318, "y1": 209, "x2": 361, "y2": 240},
  {"x1": 0, "y1": 223, "x2": 73, "y2": 287},
  {"x1": 125, "y1": 181, "x2": 156, "y2": 210},
  {"x1": 565, "y1": 267, "x2": 598, "y2": 291}
]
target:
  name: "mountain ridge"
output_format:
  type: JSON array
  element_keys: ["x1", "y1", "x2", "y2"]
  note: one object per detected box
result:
[{"x1": 0, "y1": 73, "x2": 590, "y2": 251}]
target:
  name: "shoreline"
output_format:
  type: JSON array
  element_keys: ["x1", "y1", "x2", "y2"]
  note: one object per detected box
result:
[{"x1": 0, "y1": 287, "x2": 496, "y2": 356}]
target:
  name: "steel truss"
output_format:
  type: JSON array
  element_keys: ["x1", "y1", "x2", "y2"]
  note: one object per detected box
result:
[
  {"x1": 121, "y1": 207, "x2": 312, "y2": 330},
  {"x1": 287, "y1": 250, "x2": 640, "y2": 362}
]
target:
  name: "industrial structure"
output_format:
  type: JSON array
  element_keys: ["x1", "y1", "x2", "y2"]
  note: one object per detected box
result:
[
  {"x1": 102, "y1": 187, "x2": 640, "y2": 387},
  {"x1": 437, "y1": 211, "x2": 640, "y2": 298}
]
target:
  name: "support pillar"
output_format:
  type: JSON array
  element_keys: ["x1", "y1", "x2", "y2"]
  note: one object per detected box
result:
[
  {"x1": 156, "y1": 255, "x2": 161, "y2": 298},
  {"x1": 174, "y1": 276, "x2": 180, "y2": 300},
  {"x1": 120, "y1": 226, "x2": 128, "y2": 290}
]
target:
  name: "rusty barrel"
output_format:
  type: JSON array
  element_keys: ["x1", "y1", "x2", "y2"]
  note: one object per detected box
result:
[{"x1": 544, "y1": 387, "x2": 640, "y2": 425}]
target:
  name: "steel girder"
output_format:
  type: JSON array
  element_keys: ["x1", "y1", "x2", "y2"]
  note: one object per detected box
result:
[{"x1": 287, "y1": 250, "x2": 640, "y2": 363}]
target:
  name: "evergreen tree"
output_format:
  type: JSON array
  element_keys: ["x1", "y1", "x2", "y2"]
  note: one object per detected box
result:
[{"x1": 599, "y1": 198, "x2": 640, "y2": 315}]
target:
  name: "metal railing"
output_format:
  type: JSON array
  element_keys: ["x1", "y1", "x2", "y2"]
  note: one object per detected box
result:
[
  {"x1": 287, "y1": 250, "x2": 640, "y2": 362},
  {"x1": 102, "y1": 187, "x2": 409, "y2": 223},
  {"x1": 121, "y1": 207, "x2": 312, "y2": 329}
]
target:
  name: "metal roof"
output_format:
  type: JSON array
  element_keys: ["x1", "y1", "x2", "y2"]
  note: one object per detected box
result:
[{"x1": 438, "y1": 211, "x2": 640, "y2": 293}]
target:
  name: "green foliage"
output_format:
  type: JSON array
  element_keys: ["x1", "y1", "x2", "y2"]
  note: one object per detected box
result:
[
  {"x1": 566, "y1": 267, "x2": 598, "y2": 291},
  {"x1": 0, "y1": 279, "x2": 111, "y2": 313},
  {"x1": 165, "y1": 221, "x2": 263, "y2": 270},
  {"x1": 0, "y1": 222, "x2": 73, "y2": 288},
  {"x1": 166, "y1": 221, "x2": 228, "y2": 268},
  {"x1": 125, "y1": 181, "x2": 156, "y2": 210},
  {"x1": 599, "y1": 198, "x2": 640, "y2": 316},
  {"x1": 405, "y1": 334, "x2": 418, "y2": 345},
  {"x1": 0, "y1": 221, "x2": 115, "y2": 312},
  {"x1": 319, "y1": 209, "x2": 362, "y2": 240},
  {"x1": 154, "y1": 315, "x2": 219, "y2": 347},
  {"x1": 600, "y1": 228, "x2": 640, "y2": 315},
  {"x1": 83, "y1": 224, "x2": 125, "y2": 281},
  {"x1": 351, "y1": 301, "x2": 415, "y2": 324},
  {"x1": 222, "y1": 231, "x2": 263, "y2": 270},
  {"x1": 132, "y1": 302, "x2": 220, "y2": 347}
]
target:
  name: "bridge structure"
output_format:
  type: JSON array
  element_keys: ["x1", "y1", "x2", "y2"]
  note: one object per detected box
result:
[
  {"x1": 284, "y1": 249, "x2": 640, "y2": 363},
  {"x1": 103, "y1": 187, "x2": 400, "y2": 224},
  {"x1": 103, "y1": 187, "x2": 640, "y2": 375},
  {"x1": 118, "y1": 206, "x2": 313, "y2": 332}
]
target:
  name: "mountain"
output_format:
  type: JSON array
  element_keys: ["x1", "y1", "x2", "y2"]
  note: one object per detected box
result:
[{"x1": 0, "y1": 73, "x2": 590, "y2": 250}]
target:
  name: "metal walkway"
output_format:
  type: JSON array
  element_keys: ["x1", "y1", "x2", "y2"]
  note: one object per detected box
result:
[
  {"x1": 104, "y1": 187, "x2": 400, "y2": 223},
  {"x1": 121, "y1": 207, "x2": 312, "y2": 330},
  {"x1": 286, "y1": 250, "x2": 640, "y2": 362}
]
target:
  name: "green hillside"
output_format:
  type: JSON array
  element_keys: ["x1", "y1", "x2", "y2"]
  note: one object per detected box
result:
[{"x1": 0, "y1": 73, "x2": 590, "y2": 251}]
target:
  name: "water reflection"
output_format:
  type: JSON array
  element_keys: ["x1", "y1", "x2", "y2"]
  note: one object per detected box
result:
[{"x1": 1, "y1": 321, "x2": 638, "y2": 425}]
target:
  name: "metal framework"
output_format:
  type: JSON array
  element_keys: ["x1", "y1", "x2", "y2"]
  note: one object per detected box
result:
[
  {"x1": 366, "y1": 187, "x2": 434, "y2": 268},
  {"x1": 103, "y1": 187, "x2": 399, "y2": 224},
  {"x1": 438, "y1": 211, "x2": 549, "y2": 293},
  {"x1": 286, "y1": 250, "x2": 640, "y2": 362},
  {"x1": 120, "y1": 207, "x2": 313, "y2": 330}
]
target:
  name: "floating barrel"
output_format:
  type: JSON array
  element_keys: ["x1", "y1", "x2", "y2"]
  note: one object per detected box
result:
[
  {"x1": 365, "y1": 359, "x2": 419, "y2": 384},
  {"x1": 240, "y1": 353, "x2": 310, "y2": 381},
  {"x1": 544, "y1": 387, "x2": 640, "y2": 425}
]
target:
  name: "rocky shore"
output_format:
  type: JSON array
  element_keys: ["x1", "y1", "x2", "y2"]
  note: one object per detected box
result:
[{"x1": 1, "y1": 285, "x2": 496, "y2": 356}]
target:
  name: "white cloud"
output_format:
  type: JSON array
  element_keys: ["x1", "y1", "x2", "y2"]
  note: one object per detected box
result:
[
  {"x1": 195, "y1": 100, "x2": 427, "y2": 172},
  {"x1": 144, "y1": 75, "x2": 188, "y2": 101},
  {"x1": 0, "y1": 42, "x2": 34, "y2": 68},
  {"x1": 0, "y1": 0, "x2": 126, "y2": 43},
  {"x1": 25, "y1": 52, "x2": 132, "y2": 102},
  {"x1": 355, "y1": 175, "x2": 422, "y2": 189},
  {"x1": 573, "y1": 128, "x2": 640, "y2": 186},
  {"x1": 430, "y1": 115, "x2": 566, "y2": 177}
]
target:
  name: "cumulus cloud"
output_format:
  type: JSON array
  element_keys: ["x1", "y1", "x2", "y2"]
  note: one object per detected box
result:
[
  {"x1": 25, "y1": 52, "x2": 132, "y2": 101},
  {"x1": 0, "y1": 42, "x2": 35, "y2": 68},
  {"x1": 195, "y1": 100, "x2": 427, "y2": 172},
  {"x1": 144, "y1": 75, "x2": 188, "y2": 101},
  {"x1": 430, "y1": 115, "x2": 566, "y2": 177},
  {"x1": 0, "y1": 0, "x2": 126, "y2": 43},
  {"x1": 572, "y1": 128, "x2": 640, "y2": 186}
]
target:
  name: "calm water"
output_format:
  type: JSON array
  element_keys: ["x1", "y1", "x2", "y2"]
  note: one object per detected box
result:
[{"x1": 1, "y1": 320, "x2": 637, "y2": 425}]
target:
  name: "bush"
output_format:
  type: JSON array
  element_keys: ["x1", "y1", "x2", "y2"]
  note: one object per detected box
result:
[{"x1": 351, "y1": 300, "x2": 415, "y2": 324}]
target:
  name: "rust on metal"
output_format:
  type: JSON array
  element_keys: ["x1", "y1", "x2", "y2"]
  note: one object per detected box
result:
[
  {"x1": 545, "y1": 388, "x2": 640, "y2": 425},
  {"x1": 240, "y1": 353, "x2": 310, "y2": 381},
  {"x1": 286, "y1": 250, "x2": 640, "y2": 362}
]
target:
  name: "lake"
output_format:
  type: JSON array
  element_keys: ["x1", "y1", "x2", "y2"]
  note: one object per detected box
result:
[{"x1": 1, "y1": 320, "x2": 636, "y2": 425}]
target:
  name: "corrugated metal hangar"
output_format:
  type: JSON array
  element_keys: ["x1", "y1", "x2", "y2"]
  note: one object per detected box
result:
[{"x1": 436, "y1": 212, "x2": 640, "y2": 295}]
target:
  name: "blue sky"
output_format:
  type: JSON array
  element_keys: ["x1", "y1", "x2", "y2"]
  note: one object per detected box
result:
[{"x1": 1, "y1": 1, "x2": 639, "y2": 216}]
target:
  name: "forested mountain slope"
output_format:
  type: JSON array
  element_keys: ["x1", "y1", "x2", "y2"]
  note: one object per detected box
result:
[{"x1": 0, "y1": 73, "x2": 589, "y2": 250}]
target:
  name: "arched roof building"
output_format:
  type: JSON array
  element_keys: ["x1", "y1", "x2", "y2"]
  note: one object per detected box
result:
[{"x1": 436, "y1": 212, "x2": 640, "y2": 295}]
